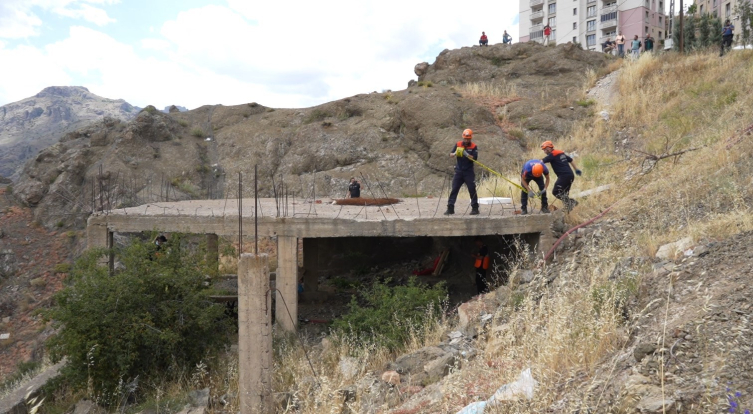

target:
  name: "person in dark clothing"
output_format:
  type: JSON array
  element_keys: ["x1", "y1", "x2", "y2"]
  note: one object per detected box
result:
[
  {"x1": 721, "y1": 20, "x2": 735, "y2": 56},
  {"x1": 473, "y1": 238, "x2": 490, "y2": 294},
  {"x1": 445, "y1": 129, "x2": 480, "y2": 215},
  {"x1": 644, "y1": 34, "x2": 654, "y2": 52},
  {"x1": 346, "y1": 177, "x2": 361, "y2": 198},
  {"x1": 540, "y1": 141, "x2": 581, "y2": 212},
  {"x1": 520, "y1": 159, "x2": 550, "y2": 215}
]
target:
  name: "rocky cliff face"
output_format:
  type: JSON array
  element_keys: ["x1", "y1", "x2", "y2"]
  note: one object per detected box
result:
[
  {"x1": 0, "y1": 86, "x2": 137, "y2": 179},
  {"x1": 12, "y1": 43, "x2": 609, "y2": 227}
]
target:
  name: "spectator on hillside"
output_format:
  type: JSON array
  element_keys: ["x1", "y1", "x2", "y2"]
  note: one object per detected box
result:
[
  {"x1": 346, "y1": 177, "x2": 361, "y2": 198},
  {"x1": 602, "y1": 37, "x2": 616, "y2": 54},
  {"x1": 643, "y1": 33, "x2": 654, "y2": 53},
  {"x1": 543, "y1": 25, "x2": 552, "y2": 46},
  {"x1": 630, "y1": 35, "x2": 642, "y2": 58},
  {"x1": 479, "y1": 31, "x2": 489, "y2": 46},
  {"x1": 503, "y1": 30, "x2": 513, "y2": 45},
  {"x1": 721, "y1": 20, "x2": 735, "y2": 56},
  {"x1": 615, "y1": 32, "x2": 626, "y2": 57}
]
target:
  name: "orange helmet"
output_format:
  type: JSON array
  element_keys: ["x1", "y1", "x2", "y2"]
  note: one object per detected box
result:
[
  {"x1": 531, "y1": 163, "x2": 544, "y2": 177},
  {"x1": 540, "y1": 140, "x2": 554, "y2": 150},
  {"x1": 462, "y1": 129, "x2": 473, "y2": 139}
]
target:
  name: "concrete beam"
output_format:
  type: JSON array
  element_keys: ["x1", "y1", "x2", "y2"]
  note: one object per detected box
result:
[
  {"x1": 86, "y1": 221, "x2": 109, "y2": 249},
  {"x1": 276, "y1": 236, "x2": 298, "y2": 332},
  {"x1": 237, "y1": 254, "x2": 272, "y2": 414}
]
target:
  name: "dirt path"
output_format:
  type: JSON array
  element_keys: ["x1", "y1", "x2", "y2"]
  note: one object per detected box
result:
[{"x1": 587, "y1": 69, "x2": 621, "y2": 109}]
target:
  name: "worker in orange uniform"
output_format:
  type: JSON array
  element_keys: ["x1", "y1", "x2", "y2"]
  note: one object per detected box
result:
[
  {"x1": 473, "y1": 238, "x2": 490, "y2": 294},
  {"x1": 445, "y1": 129, "x2": 480, "y2": 215},
  {"x1": 540, "y1": 141, "x2": 581, "y2": 211},
  {"x1": 520, "y1": 159, "x2": 550, "y2": 215}
]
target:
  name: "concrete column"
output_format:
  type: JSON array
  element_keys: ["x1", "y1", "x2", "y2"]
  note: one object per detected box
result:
[
  {"x1": 86, "y1": 222, "x2": 109, "y2": 249},
  {"x1": 276, "y1": 236, "x2": 298, "y2": 332},
  {"x1": 302, "y1": 238, "x2": 319, "y2": 292},
  {"x1": 238, "y1": 253, "x2": 272, "y2": 414},
  {"x1": 206, "y1": 234, "x2": 219, "y2": 273},
  {"x1": 107, "y1": 230, "x2": 114, "y2": 275}
]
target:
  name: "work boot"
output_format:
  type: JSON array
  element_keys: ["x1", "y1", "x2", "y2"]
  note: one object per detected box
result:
[
  {"x1": 470, "y1": 206, "x2": 480, "y2": 215},
  {"x1": 521, "y1": 208, "x2": 528, "y2": 215},
  {"x1": 443, "y1": 205, "x2": 455, "y2": 215},
  {"x1": 540, "y1": 206, "x2": 550, "y2": 214}
]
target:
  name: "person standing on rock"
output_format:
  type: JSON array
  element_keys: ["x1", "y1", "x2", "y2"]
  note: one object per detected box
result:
[
  {"x1": 630, "y1": 35, "x2": 642, "y2": 58},
  {"x1": 346, "y1": 177, "x2": 361, "y2": 198},
  {"x1": 479, "y1": 32, "x2": 489, "y2": 46},
  {"x1": 520, "y1": 159, "x2": 550, "y2": 215},
  {"x1": 540, "y1": 141, "x2": 581, "y2": 212},
  {"x1": 615, "y1": 32, "x2": 626, "y2": 57},
  {"x1": 445, "y1": 129, "x2": 480, "y2": 216},
  {"x1": 644, "y1": 33, "x2": 654, "y2": 53},
  {"x1": 472, "y1": 238, "x2": 490, "y2": 294},
  {"x1": 543, "y1": 25, "x2": 552, "y2": 46}
]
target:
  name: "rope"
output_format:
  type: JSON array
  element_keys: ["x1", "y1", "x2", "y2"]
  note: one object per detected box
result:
[{"x1": 461, "y1": 152, "x2": 533, "y2": 194}]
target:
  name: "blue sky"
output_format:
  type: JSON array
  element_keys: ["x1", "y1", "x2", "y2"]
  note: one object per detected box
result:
[{"x1": 0, "y1": 1, "x2": 520, "y2": 109}]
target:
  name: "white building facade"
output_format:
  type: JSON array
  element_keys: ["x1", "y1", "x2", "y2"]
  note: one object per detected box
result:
[{"x1": 519, "y1": 0, "x2": 667, "y2": 51}]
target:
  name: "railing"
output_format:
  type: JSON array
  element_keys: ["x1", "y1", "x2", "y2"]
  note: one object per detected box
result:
[
  {"x1": 602, "y1": 3, "x2": 617, "y2": 13},
  {"x1": 531, "y1": 23, "x2": 543, "y2": 32},
  {"x1": 530, "y1": 0, "x2": 544, "y2": 7},
  {"x1": 531, "y1": 10, "x2": 544, "y2": 19},
  {"x1": 588, "y1": 0, "x2": 596, "y2": 3}
]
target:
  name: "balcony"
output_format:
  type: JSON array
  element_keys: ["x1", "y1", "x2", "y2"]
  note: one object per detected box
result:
[
  {"x1": 531, "y1": 10, "x2": 544, "y2": 20},
  {"x1": 547, "y1": 0, "x2": 556, "y2": 4},
  {"x1": 530, "y1": 0, "x2": 544, "y2": 8},
  {"x1": 602, "y1": 4, "x2": 617, "y2": 13},
  {"x1": 601, "y1": 16, "x2": 617, "y2": 28},
  {"x1": 588, "y1": 0, "x2": 596, "y2": 3},
  {"x1": 530, "y1": 23, "x2": 543, "y2": 33}
]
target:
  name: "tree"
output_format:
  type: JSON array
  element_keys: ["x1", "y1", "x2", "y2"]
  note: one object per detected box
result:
[
  {"x1": 735, "y1": 0, "x2": 753, "y2": 48},
  {"x1": 711, "y1": 17, "x2": 723, "y2": 46},
  {"x1": 699, "y1": 14, "x2": 712, "y2": 47},
  {"x1": 684, "y1": 15, "x2": 698, "y2": 50},
  {"x1": 45, "y1": 234, "x2": 231, "y2": 399},
  {"x1": 688, "y1": 3, "x2": 698, "y2": 14}
]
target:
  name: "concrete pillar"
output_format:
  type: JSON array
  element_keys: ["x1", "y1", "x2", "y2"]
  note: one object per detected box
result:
[
  {"x1": 276, "y1": 236, "x2": 298, "y2": 332},
  {"x1": 86, "y1": 222, "x2": 109, "y2": 249},
  {"x1": 206, "y1": 234, "x2": 219, "y2": 273},
  {"x1": 302, "y1": 238, "x2": 319, "y2": 292},
  {"x1": 107, "y1": 230, "x2": 114, "y2": 275},
  {"x1": 238, "y1": 253, "x2": 272, "y2": 414}
]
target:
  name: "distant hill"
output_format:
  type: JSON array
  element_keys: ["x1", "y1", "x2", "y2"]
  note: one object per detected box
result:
[
  {"x1": 163, "y1": 105, "x2": 188, "y2": 113},
  {"x1": 0, "y1": 86, "x2": 137, "y2": 179}
]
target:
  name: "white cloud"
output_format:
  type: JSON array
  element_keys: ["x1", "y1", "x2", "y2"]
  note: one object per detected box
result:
[
  {"x1": 0, "y1": 0, "x2": 117, "y2": 38},
  {"x1": 0, "y1": 1, "x2": 521, "y2": 110},
  {"x1": 52, "y1": 3, "x2": 116, "y2": 26}
]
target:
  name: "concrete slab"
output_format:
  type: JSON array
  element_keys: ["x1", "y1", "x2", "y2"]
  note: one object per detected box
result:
[{"x1": 87, "y1": 197, "x2": 557, "y2": 240}]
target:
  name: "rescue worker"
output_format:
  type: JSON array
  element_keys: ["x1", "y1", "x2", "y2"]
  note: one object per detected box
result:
[
  {"x1": 473, "y1": 238, "x2": 490, "y2": 294},
  {"x1": 346, "y1": 177, "x2": 361, "y2": 198},
  {"x1": 540, "y1": 141, "x2": 581, "y2": 211},
  {"x1": 445, "y1": 129, "x2": 480, "y2": 215},
  {"x1": 520, "y1": 159, "x2": 550, "y2": 215}
]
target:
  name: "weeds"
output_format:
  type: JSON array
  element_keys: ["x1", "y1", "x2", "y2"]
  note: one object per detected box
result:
[{"x1": 190, "y1": 128, "x2": 205, "y2": 138}]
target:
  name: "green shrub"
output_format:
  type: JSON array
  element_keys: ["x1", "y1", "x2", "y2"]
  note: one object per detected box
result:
[
  {"x1": 177, "y1": 120, "x2": 188, "y2": 127},
  {"x1": 576, "y1": 98, "x2": 596, "y2": 107},
  {"x1": 305, "y1": 109, "x2": 330, "y2": 124},
  {"x1": 191, "y1": 128, "x2": 205, "y2": 138},
  {"x1": 53, "y1": 263, "x2": 71, "y2": 274},
  {"x1": 332, "y1": 277, "x2": 446, "y2": 351},
  {"x1": 44, "y1": 235, "x2": 231, "y2": 398}
]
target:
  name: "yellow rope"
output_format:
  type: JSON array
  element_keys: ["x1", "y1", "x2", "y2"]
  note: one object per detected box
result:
[{"x1": 459, "y1": 151, "x2": 533, "y2": 194}]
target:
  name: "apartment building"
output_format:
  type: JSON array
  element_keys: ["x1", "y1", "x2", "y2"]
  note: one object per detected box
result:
[
  {"x1": 519, "y1": 0, "x2": 667, "y2": 51},
  {"x1": 694, "y1": 0, "x2": 744, "y2": 38}
]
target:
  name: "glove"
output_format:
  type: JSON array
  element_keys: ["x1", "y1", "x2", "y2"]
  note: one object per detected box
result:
[
  {"x1": 575, "y1": 169, "x2": 582, "y2": 176},
  {"x1": 538, "y1": 190, "x2": 546, "y2": 197}
]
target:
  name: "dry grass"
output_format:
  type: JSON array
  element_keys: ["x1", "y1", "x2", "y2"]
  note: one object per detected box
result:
[{"x1": 459, "y1": 81, "x2": 519, "y2": 99}]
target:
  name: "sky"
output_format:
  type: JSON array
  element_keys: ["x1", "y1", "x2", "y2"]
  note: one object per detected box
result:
[{"x1": 0, "y1": 0, "x2": 520, "y2": 110}]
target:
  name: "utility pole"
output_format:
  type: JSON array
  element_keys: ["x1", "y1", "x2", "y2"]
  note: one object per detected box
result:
[{"x1": 680, "y1": 0, "x2": 684, "y2": 52}]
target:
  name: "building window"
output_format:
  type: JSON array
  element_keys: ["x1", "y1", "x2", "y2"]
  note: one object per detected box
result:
[
  {"x1": 658, "y1": 31, "x2": 662, "y2": 38},
  {"x1": 714, "y1": 10, "x2": 718, "y2": 17},
  {"x1": 549, "y1": 16, "x2": 557, "y2": 26},
  {"x1": 660, "y1": 1, "x2": 663, "y2": 9},
  {"x1": 587, "y1": 20, "x2": 596, "y2": 31},
  {"x1": 573, "y1": 7, "x2": 577, "y2": 14},
  {"x1": 605, "y1": 30, "x2": 616, "y2": 37},
  {"x1": 713, "y1": 0, "x2": 717, "y2": 7},
  {"x1": 549, "y1": 3, "x2": 556, "y2": 13},
  {"x1": 645, "y1": 26, "x2": 649, "y2": 34},
  {"x1": 646, "y1": 10, "x2": 649, "y2": 18},
  {"x1": 552, "y1": 29, "x2": 557, "y2": 38},
  {"x1": 601, "y1": 11, "x2": 617, "y2": 21},
  {"x1": 587, "y1": 5, "x2": 596, "y2": 16},
  {"x1": 573, "y1": 22, "x2": 577, "y2": 28},
  {"x1": 573, "y1": 36, "x2": 577, "y2": 43},
  {"x1": 725, "y1": 3, "x2": 730, "y2": 17},
  {"x1": 700, "y1": 5, "x2": 704, "y2": 14},
  {"x1": 659, "y1": 16, "x2": 663, "y2": 24},
  {"x1": 587, "y1": 34, "x2": 596, "y2": 45}
]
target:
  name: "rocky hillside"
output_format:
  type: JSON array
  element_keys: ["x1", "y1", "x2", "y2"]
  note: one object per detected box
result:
[
  {"x1": 12, "y1": 43, "x2": 608, "y2": 227},
  {"x1": 0, "y1": 86, "x2": 137, "y2": 180}
]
